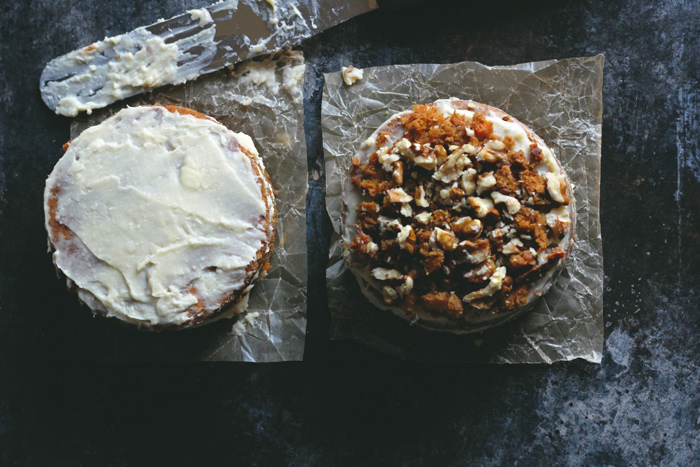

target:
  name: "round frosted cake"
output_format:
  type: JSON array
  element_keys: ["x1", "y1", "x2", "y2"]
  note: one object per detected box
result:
[
  {"x1": 343, "y1": 99, "x2": 575, "y2": 333},
  {"x1": 44, "y1": 105, "x2": 276, "y2": 330}
]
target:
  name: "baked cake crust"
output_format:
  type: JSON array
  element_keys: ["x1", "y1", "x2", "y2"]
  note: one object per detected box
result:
[
  {"x1": 343, "y1": 99, "x2": 575, "y2": 333},
  {"x1": 45, "y1": 105, "x2": 277, "y2": 330}
]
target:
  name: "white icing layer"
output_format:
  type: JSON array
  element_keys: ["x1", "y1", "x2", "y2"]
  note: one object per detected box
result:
[
  {"x1": 55, "y1": 31, "x2": 182, "y2": 117},
  {"x1": 45, "y1": 106, "x2": 274, "y2": 328}
]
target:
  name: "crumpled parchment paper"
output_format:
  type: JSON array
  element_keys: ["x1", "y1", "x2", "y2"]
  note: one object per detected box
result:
[
  {"x1": 323, "y1": 56, "x2": 604, "y2": 364},
  {"x1": 63, "y1": 49, "x2": 307, "y2": 362}
]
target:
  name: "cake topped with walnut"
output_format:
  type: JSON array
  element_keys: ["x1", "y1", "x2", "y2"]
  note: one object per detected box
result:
[{"x1": 342, "y1": 99, "x2": 575, "y2": 333}]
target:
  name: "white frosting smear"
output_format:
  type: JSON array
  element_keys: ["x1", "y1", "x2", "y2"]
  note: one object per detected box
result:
[
  {"x1": 188, "y1": 8, "x2": 214, "y2": 26},
  {"x1": 54, "y1": 30, "x2": 184, "y2": 117},
  {"x1": 45, "y1": 106, "x2": 272, "y2": 327}
]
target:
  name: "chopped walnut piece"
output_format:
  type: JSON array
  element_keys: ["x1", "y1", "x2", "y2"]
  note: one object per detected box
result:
[
  {"x1": 456, "y1": 238, "x2": 491, "y2": 264},
  {"x1": 502, "y1": 285, "x2": 530, "y2": 310},
  {"x1": 372, "y1": 268, "x2": 403, "y2": 280},
  {"x1": 382, "y1": 286, "x2": 398, "y2": 304},
  {"x1": 468, "y1": 197, "x2": 499, "y2": 220},
  {"x1": 488, "y1": 228, "x2": 504, "y2": 250},
  {"x1": 434, "y1": 144, "x2": 447, "y2": 165},
  {"x1": 396, "y1": 138, "x2": 412, "y2": 154},
  {"x1": 354, "y1": 169, "x2": 394, "y2": 197},
  {"x1": 397, "y1": 225, "x2": 416, "y2": 252},
  {"x1": 514, "y1": 247, "x2": 566, "y2": 283},
  {"x1": 477, "y1": 140, "x2": 506, "y2": 164},
  {"x1": 462, "y1": 259, "x2": 496, "y2": 283},
  {"x1": 415, "y1": 212, "x2": 432, "y2": 224},
  {"x1": 378, "y1": 216, "x2": 402, "y2": 232},
  {"x1": 463, "y1": 266, "x2": 507, "y2": 302},
  {"x1": 397, "y1": 275, "x2": 414, "y2": 297},
  {"x1": 360, "y1": 201, "x2": 379, "y2": 213},
  {"x1": 468, "y1": 296, "x2": 500, "y2": 310},
  {"x1": 546, "y1": 206, "x2": 571, "y2": 239},
  {"x1": 546, "y1": 247, "x2": 567, "y2": 261},
  {"x1": 378, "y1": 147, "x2": 400, "y2": 168},
  {"x1": 449, "y1": 186, "x2": 466, "y2": 199},
  {"x1": 433, "y1": 228, "x2": 458, "y2": 251},
  {"x1": 452, "y1": 217, "x2": 482, "y2": 236},
  {"x1": 341, "y1": 65, "x2": 364, "y2": 85},
  {"x1": 461, "y1": 168, "x2": 477, "y2": 195},
  {"x1": 546, "y1": 206, "x2": 571, "y2": 226},
  {"x1": 501, "y1": 238, "x2": 524, "y2": 255},
  {"x1": 491, "y1": 191, "x2": 521, "y2": 214},
  {"x1": 545, "y1": 173, "x2": 569, "y2": 204},
  {"x1": 414, "y1": 153, "x2": 437, "y2": 170},
  {"x1": 349, "y1": 233, "x2": 374, "y2": 256},
  {"x1": 476, "y1": 172, "x2": 497, "y2": 195},
  {"x1": 363, "y1": 242, "x2": 379, "y2": 255},
  {"x1": 392, "y1": 161, "x2": 404, "y2": 185},
  {"x1": 433, "y1": 145, "x2": 472, "y2": 183},
  {"x1": 417, "y1": 229, "x2": 433, "y2": 256},
  {"x1": 414, "y1": 186, "x2": 429, "y2": 207},
  {"x1": 387, "y1": 188, "x2": 413, "y2": 204},
  {"x1": 349, "y1": 237, "x2": 378, "y2": 257},
  {"x1": 430, "y1": 209, "x2": 451, "y2": 227},
  {"x1": 507, "y1": 250, "x2": 536, "y2": 269}
]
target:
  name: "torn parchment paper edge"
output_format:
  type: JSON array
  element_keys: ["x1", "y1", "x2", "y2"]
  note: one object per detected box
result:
[
  {"x1": 323, "y1": 55, "x2": 604, "y2": 364},
  {"x1": 64, "y1": 49, "x2": 308, "y2": 362}
]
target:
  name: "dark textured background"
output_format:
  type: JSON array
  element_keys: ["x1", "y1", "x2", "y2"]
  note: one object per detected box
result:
[{"x1": 1, "y1": 0, "x2": 699, "y2": 465}]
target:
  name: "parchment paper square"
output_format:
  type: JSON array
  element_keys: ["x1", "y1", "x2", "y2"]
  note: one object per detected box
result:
[
  {"x1": 62, "y1": 50, "x2": 307, "y2": 362},
  {"x1": 323, "y1": 56, "x2": 604, "y2": 364}
]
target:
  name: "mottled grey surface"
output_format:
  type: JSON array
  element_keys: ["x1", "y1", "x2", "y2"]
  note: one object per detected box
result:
[{"x1": 0, "y1": 0, "x2": 699, "y2": 465}]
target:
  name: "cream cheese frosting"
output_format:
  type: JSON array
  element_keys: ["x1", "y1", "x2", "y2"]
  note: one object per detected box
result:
[{"x1": 45, "y1": 106, "x2": 275, "y2": 328}]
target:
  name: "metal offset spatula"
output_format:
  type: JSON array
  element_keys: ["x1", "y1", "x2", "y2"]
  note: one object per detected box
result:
[{"x1": 40, "y1": 0, "x2": 381, "y2": 117}]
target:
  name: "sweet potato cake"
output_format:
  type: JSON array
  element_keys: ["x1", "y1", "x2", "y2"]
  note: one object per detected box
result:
[
  {"x1": 343, "y1": 99, "x2": 575, "y2": 333},
  {"x1": 45, "y1": 105, "x2": 276, "y2": 330}
]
